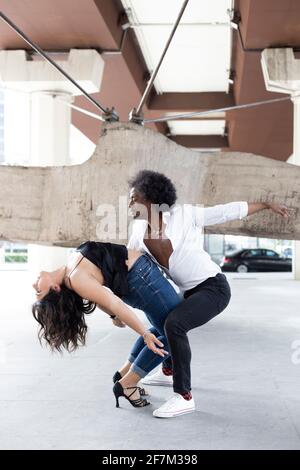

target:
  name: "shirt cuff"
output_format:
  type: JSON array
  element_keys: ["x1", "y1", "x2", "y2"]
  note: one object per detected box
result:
[{"x1": 239, "y1": 201, "x2": 248, "y2": 219}]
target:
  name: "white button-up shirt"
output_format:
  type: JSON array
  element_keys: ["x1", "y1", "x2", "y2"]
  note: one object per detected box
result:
[{"x1": 128, "y1": 201, "x2": 248, "y2": 293}]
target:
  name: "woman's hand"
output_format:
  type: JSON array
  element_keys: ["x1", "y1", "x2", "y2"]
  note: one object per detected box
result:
[
  {"x1": 143, "y1": 331, "x2": 169, "y2": 358},
  {"x1": 267, "y1": 203, "x2": 290, "y2": 218},
  {"x1": 112, "y1": 317, "x2": 126, "y2": 328}
]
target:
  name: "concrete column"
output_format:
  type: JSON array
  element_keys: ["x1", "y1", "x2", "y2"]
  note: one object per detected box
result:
[
  {"x1": 30, "y1": 91, "x2": 73, "y2": 166},
  {"x1": 291, "y1": 95, "x2": 300, "y2": 280},
  {"x1": 261, "y1": 48, "x2": 300, "y2": 279},
  {"x1": 27, "y1": 92, "x2": 74, "y2": 274},
  {"x1": 0, "y1": 49, "x2": 104, "y2": 273},
  {"x1": 0, "y1": 245, "x2": 5, "y2": 265}
]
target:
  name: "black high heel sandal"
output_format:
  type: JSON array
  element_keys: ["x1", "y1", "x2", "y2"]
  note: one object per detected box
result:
[
  {"x1": 112, "y1": 371, "x2": 148, "y2": 396},
  {"x1": 113, "y1": 381, "x2": 150, "y2": 408}
]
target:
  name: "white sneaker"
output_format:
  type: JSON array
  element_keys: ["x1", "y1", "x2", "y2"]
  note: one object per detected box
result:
[
  {"x1": 141, "y1": 368, "x2": 173, "y2": 387},
  {"x1": 153, "y1": 394, "x2": 195, "y2": 418}
]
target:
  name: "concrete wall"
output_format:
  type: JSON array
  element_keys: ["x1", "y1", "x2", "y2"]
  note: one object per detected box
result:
[{"x1": 0, "y1": 122, "x2": 299, "y2": 246}]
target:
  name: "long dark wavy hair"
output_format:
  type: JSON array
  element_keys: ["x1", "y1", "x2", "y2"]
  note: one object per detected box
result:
[{"x1": 32, "y1": 285, "x2": 96, "y2": 352}]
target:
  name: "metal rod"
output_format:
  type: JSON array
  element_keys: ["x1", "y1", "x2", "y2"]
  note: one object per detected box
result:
[
  {"x1": 135, "y1": 0, "x2": 190, "y2": 115},
  {"x1": 143, "y1": 96, "x2": 292, "y2": 123},
  {"x1": 55, "y1": 98, "x2": 104, "y2": 121},
  {"x1": 128, "y1": 22, "x2": 228, "y2": 27},
  {"x1": 58, "y1": 95, "x2": 292, "y2": 126},
  {"x1": 0, "y1": 11, "x2": 107, "y2": 114}
]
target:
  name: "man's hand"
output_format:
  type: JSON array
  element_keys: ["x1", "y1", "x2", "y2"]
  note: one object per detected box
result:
[
  {"x1": 267, "y1": 203, "x2": 290, "y2": 218},
  {"x1": 143, "y1": 331, "x2": 169, "y2": 358},
  {"x1": 112, "y1": 317, "x2": 126, "y2": 328},
  {"x1": 248, "y1": 202, "x2": 293, "y2": 217}
]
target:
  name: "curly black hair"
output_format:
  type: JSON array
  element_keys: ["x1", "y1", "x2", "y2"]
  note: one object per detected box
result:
[
  {"x1": 32, "y1": 285, "x2": 96, "y2": 352},
  {"x1": 129, "y1": 170, "x2": 177, "y2": 208}
]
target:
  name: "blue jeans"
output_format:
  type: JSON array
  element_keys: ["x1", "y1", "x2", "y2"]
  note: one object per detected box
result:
[{"x1": 122, "y1": 254, "x2": 181, "y2": 377}]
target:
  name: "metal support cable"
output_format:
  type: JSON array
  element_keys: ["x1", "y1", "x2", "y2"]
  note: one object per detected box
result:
[
  {"x1": 0, "y1": 85, "x2": 105, "y2": 121},
  {"x1": 55, "y1": 95, "x2": 293, "y2": 126},
  {"x1": 143, "y1": 96, "x2": 292, "y2": 124},
  {"x1": 127, "y1": 22, "x2": 229, "y2": 27},
  {"x1": 55, "y1": 97, "x2": 105, "y2": 121},
  {"x1": 0, "y1": 11, "x2": 109, "y2": 115},
  {"x1": 134, "y1": 0, "x2": 190, "y2": 117}
]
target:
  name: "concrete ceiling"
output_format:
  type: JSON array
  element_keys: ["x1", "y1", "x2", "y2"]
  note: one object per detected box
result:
[
  {"x1": 121, "y1": 0, "x2": 232, "y2": 144},
  {"x1": 0, "y1": 0, "x2": 299, "y2": 160}
]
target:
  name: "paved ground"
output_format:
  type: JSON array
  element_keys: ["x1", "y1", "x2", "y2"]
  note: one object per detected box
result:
[{"x1": 0, "y1": 270, "x2": 299, "y2": 450}]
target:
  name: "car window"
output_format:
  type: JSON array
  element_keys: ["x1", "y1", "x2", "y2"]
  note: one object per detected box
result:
[
  {"x1": 244, "y1": 249, "x2": 262, "y2": 258},
  {"x1": 265, "y1": 250, "x2": 279, "y2": 258}
]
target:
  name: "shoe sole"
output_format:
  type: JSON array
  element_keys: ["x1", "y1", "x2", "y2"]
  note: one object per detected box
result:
[{"x1": 153, "y1": 408, "x2": 195, "y2": 418}]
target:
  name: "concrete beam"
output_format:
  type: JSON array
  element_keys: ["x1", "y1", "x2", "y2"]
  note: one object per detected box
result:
[
  {"x1": 261, "y1": 48, "x2": 300, "y2": 93},
  {"x1": 147, "y1": 92, "x2": 234, "y2": 113},
  {"x1": 0, "y1": 122, "x2": 299, "y2": 246},
  {"x1": 0, "y1": 49, "x2": 104, "y2": 94},
  {"x1": 169, "y1": 135, "x2": 229, "y2": 149}
]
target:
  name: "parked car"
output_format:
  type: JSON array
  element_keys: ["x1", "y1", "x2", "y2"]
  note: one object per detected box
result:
[{"x1": 220, "y1": 249, "x2": 292, "y2": 273}]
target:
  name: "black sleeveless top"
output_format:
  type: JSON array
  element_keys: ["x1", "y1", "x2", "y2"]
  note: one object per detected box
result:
[{"x1": 74, "y1": 241, "x2": 129, "y2": 297}]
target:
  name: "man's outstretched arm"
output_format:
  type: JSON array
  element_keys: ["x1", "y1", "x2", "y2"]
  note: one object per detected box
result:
[
  {"x1": 201, "y1": 201, "x2": 291, "y2": 226},
  {"x1": 247, "y1": 202, "x2": 289, "y2": 218}
]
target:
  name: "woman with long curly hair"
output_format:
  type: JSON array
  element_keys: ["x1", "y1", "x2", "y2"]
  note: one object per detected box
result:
[{"x1": 32, "y1": 240, "x2": 181, "y2": 409}]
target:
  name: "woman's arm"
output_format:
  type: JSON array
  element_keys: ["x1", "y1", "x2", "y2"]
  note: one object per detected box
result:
[
  {"x1": 96, "y1": 303, "x2": 126, "y2": 328},
  {"x1": 73, "y1": 274, "x2": 168, "y2": 357},
  {"x1": 96, "y1": 303, "x2": 114, "y2": 317}
]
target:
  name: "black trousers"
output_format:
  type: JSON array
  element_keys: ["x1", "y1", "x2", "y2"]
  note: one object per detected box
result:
[{"x1": 163, "y1": 273, "x2": 231, "y2": 394}]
